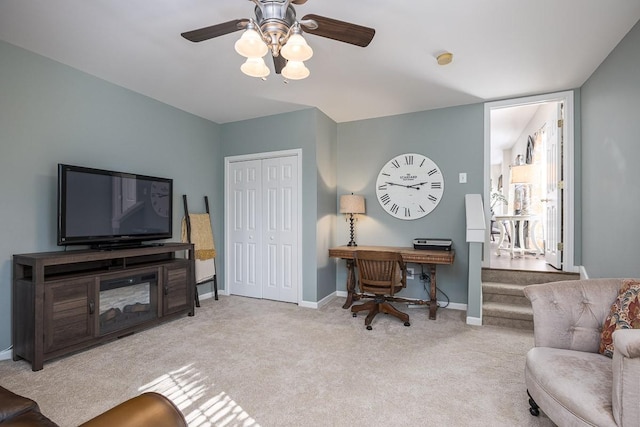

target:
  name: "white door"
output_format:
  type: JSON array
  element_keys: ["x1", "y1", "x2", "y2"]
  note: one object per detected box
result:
[
  {"x1": 228, "y1": 159, "x2": 262, "y2": 298},
  {"x1": 227, "y1": 153, "x2": 300, "y2": 303},
  {"x1": 544, "y1": 103, "x2": 563, "y2": 269},
  {"x1": 262, "y1": 156, "x2": 298, "y2": 303}
]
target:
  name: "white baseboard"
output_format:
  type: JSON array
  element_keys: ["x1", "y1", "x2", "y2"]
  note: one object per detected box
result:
[
  {"x1": 466, "y1": 316, "x2": 482, "y2": 326},
  {"x1": 198, "y1": 291, "x2": 215, "y2": 301},
  {"x1": 299, "y1": 292, "x2": 337, "y2": 309},
  {"x1": 0, "y1": 348, "x2": 12, "y2": 361},
  {"x1": 579, "y1": 265, "x2": 589, "y2": 280},
  {"x1": 337, "y1": 290, "x2": 466, "y2": 312}
]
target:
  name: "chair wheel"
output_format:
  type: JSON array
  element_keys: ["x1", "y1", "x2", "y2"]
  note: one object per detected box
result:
[
  {"x1": 352, "y1": 313, "x2": 357, "y2": 317},
  {"x1": 404, "y1": 322, "x2": 410, "y2": 327},
  {"x1": 366, "y1": 325, "x2": 372, "y2": 330}
]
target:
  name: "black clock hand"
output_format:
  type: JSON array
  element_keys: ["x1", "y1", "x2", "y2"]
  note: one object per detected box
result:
[
  {"x1": 407, "y1": 181, "x2": 429, "y2": 189},
  {"x1": 385, "y1": 181, "x2": 419, "y2": 190}
]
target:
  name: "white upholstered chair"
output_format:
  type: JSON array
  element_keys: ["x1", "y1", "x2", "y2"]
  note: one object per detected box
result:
[{"x1": 524, "y1": 278, "x2": 640, "y2": 427}]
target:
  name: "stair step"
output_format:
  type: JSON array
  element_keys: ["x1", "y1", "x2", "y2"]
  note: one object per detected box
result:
[
  {"x1": 479, "y1": 269, "x2": 578, "y2": 331},
  {"x1": 483, "y1": 315, "x2": 534, "y2": 330},
  {"x1": 483, "y1": 293, "x2": 530, "y2": 306},
  {"x1": 482, "y1": 281, "x2": 528, "y2": 296},
  {"x1": 481, "y1": 268, "x2": 579, "y2": 285},
  {"x1": 482, "y1": 302, "x2": 533, "y2": 321}
]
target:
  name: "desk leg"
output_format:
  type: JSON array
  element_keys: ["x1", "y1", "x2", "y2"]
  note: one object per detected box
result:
[
  {"x1": 342, "y1": 259, "x2": 357, "y2": 309},
  {"x1": 429, "y1": 264, "x2": 438, "y2": 320}
]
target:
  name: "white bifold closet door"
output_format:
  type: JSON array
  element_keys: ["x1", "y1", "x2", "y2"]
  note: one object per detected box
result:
[{"x1": 227, "y1": 155, "x2": 299, "y2": 303}]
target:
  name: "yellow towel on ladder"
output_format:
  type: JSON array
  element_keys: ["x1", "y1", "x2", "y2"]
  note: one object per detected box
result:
[{"x1": 181, "y1": 214, "x2": 216, "y2": 260}]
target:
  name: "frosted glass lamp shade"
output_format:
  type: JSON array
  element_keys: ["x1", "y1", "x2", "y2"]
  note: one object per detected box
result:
[
  {"x1": 340, "y1": 194, "x2": 365, "y2": 214},
  {"x1": 281, "y1": 60, "x2": 310, "y2": 80},
  {"x1": 240, "y1": 57, "x2": 270, "y2": 78},
  {"x1": 235, "y1": 29, "x2": 268, "y2": 58},
  {"x1": 281, "y1": 34, "x2": 313, "y2": 62}
]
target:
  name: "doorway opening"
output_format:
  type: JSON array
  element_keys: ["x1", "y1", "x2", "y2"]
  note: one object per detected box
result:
[{"x1": 484, "y1": 91, "x2": 577, "y2": 273}]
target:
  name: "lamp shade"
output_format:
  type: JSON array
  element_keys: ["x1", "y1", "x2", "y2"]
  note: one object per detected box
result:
[
  {"x1": 281, "y1": 33, "x2": 313, "y2": 62},
  {"x1": 234, "y1": 28, "x2": 268, "y2": 58},
  {"x1": 340, "y1": 194, "x2": 365, "y2": 214},
  {"x1": 240, "y1": 57, "x2": 270, "y2": 78},
  {"x1": 281, "y1": 60, "x2": 310, "y2": 80},
  {"x1": 510, "y1": 164, "x2": 535, "y2": 184}
]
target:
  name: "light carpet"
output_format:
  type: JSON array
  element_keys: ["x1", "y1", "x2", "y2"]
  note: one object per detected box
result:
[{"x1": 0, "y1": 296, "x2": 554, "y2": 427}]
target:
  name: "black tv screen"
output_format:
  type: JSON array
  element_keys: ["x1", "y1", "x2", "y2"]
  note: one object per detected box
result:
[{"x1": 57, "y1": 164, "x2": 173, "y2": 248}]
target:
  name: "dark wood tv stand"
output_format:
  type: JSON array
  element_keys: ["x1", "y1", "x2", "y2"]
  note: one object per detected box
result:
[{"x1": 12, "y1": 243, "x2": 195, "y2": 371}]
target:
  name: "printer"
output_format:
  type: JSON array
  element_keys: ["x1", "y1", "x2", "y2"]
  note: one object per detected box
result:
[{"x1": 413, "y1": 238, "x2": 452, "y2": 251}]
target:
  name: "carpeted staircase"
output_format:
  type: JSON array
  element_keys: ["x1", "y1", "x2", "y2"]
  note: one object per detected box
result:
[{"x1": 482, "y1": 268, "x2": 579, "y2": 330}]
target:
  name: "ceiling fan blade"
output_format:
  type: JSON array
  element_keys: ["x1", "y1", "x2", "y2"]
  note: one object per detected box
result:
[
  {"x1": 301, "y1": 14, "x2": 375, "y2": 47},
  {"x1": 273, "y1": 55, "x2": 287, "y2": 74},
  {"x1": 181, "y1": 19, "x2": 249, "y2": 42}
]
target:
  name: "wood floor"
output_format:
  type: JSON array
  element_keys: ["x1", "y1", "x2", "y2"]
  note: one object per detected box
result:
[{"x1": 487, "y1": 241, "x2": 560, "y2": 272}]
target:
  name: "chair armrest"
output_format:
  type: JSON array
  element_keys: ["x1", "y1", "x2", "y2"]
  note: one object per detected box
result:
[
  {"x1": 613, "y1": 329, "x2": 640, "y2": 358},
  {"x1": 612, "y1": 329, "x2": 640, "y2": 425},
  {"x1": 79, "y1": 392, "x2": 187, "y2": 427},
  {"x1": 523, "y1": 279, "x2": 622, "y2": 352}
]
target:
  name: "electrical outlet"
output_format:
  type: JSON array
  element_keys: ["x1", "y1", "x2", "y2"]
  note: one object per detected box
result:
[{"x1": 406, "y1": 268, "x2": 414, "y2": 280}]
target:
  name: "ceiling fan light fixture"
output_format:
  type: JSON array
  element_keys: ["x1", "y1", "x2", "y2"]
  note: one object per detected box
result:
[
  {"x1": 240, "y1": 57, "x2": 271, "y2": 78},
  {"x1": 281, "y1": 60, "x2": 310, "y2": 80},
  {"x1": 281, "y1": 33, "x2": 313, "y2": 62},
  {"x1": 234, "y1": 28, "x2": 268, "y2": 58}
]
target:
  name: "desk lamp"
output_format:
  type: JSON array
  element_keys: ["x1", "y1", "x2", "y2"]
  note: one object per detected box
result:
[{"x1": 340, "y1": 194, "x2": 365, "y2": 246}]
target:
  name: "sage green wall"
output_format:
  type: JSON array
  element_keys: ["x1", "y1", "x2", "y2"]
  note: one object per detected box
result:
[
  {"x1": 581, "y1": 21, "x2": 640, "y2": 278},
  {"x1": 0, "y1": 41, "x2": 221, "y2": 353},
  {"x1": 336, "y1": 105, "x2": 484, "y2": 305},
  {"x1": 315, "y1": 111, "x2": 338, "y2": 301},
  {"x1": 219, "y1": 109, "x2": 336, "y2": 303}
]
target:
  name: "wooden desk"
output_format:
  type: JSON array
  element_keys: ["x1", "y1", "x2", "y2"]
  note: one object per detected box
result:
[{"x1": 328, "y1": 245, "x2": 455, "y2": 320}]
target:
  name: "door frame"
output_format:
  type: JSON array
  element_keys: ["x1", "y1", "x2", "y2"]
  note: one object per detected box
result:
[
  {"x1": 224, "y1": 148, "x2": 303, "y2": 304},
  {"x1": 483, "y1": 91, "x2": 577, "y2": 273}
]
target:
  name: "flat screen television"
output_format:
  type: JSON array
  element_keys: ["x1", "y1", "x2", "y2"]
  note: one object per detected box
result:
[{"x1": 57, "y1": 164, "x2": 173, "y2": 248}]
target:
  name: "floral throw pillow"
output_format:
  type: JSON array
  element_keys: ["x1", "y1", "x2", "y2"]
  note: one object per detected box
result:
[{"x1": 599, "y1": 279, "x2": 640, "y2": 358}]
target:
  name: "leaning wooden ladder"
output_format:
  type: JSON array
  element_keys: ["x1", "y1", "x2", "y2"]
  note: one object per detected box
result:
[{"x1": 182, "y1": 195, "x2": 219, "y2": 307}]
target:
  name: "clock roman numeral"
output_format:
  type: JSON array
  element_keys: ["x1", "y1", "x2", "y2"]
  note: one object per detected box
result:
[
  {"x1": 431, "y1": 182, "x2": 442, "y2": 189},
  {"x1": 390, "y1": 204, "x2": 399, "y2": 214},
  {"x1": 418, "y1": 205, "x2": 426, "y2": 212},
  {"x1": 380, "y1": 194, "x2": 391, "y2": 205},
  {"x1": 428, "y1": 168, "x2": 438, "y2": 176},
  {"x1": 391, "y1": 159, "x2": 400, "y2": 168},
  {"x1": 405, "y1": 155, "x2": 413, "y2": 165},
  {"x1": 378, "y1": 184, "x2": 388, "y2": 190},
  {"x1": 404, "y1": 207, "x2": 411, "y2": 217},
  {"x1": 419, "y1": 158, "x2": 425, "y2": 167},
  {"x1": 381, "y1": 172, "x2": 390, "y2": 177},
  {"x1": 428, "y1": 194, "x2": 438, "y2": 203}
]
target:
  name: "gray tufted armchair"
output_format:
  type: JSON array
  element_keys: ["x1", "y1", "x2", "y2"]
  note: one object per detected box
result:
[{"x1": 523, "y1": 278, "x2": 640, "y2": 427}]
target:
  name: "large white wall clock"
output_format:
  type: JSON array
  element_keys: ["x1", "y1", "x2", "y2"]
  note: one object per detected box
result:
[{"x1": 375, "y1": 153, "x2": 445, "y2": 220}]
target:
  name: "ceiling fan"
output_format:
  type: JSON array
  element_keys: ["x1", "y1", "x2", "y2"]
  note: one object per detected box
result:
[{"x1": 181, "y1": 0, "x2": 375, "y2": 80}]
